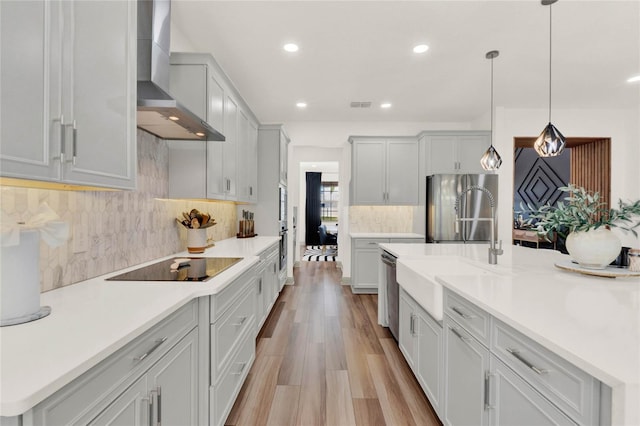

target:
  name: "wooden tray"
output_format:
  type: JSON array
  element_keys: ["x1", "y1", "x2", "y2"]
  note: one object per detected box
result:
[
  {"x1": 236, "y1": 233, "x2": 257, "y2": 239},
  {"x1": 554, "y1": 260, "x2": 640, "y2": 278}
]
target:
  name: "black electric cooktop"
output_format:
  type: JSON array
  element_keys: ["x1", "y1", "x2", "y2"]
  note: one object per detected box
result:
[{"x1": 107, "y1": 257, "x2": 243, "y2": 282}]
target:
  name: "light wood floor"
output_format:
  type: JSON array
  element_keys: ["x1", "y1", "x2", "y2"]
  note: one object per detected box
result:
[{"x1": 225, "y1": 261, "x2": 441, "y2": 426}]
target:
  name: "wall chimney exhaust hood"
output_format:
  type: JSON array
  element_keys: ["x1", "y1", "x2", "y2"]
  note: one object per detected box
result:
[{"x1": 136, "y1": 0, "x2": 224, "y2": 141}]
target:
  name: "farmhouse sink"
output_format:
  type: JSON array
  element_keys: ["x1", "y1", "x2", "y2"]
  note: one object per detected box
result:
[{"x1": 396, "y1": 256, "x2": 497, "y2": 321}]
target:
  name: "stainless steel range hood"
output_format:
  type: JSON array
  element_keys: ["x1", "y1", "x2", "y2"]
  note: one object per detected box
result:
[{"x1": 137, "y1": 0, "x2": 224, "y2": 141}]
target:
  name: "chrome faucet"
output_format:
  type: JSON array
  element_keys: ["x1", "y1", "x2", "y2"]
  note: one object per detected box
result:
[{"x1": 454, "y1": 185, "x2": 503, "y2": 265}]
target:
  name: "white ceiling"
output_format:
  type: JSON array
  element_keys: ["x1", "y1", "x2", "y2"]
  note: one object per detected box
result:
[{"x1": 171, "y1": 1, "x2": 640, "y2": 125}]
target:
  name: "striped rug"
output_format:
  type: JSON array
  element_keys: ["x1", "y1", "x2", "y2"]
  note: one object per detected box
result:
[{"x1": 302, "y1": 245, "x2": 338, "y2": 262}]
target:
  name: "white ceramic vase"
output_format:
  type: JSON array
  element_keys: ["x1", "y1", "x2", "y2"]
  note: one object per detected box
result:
[
  {"x1": 187, "y1": 228, "x2": 207, "y2": 254},
  {"x1": 565, "y1": 228, "x2": 621, "y2": 269}
]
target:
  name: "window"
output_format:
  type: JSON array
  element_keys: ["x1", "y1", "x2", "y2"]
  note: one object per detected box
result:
[{"x1": 320, "y1": 181, "x2": 339, "y2": 222}]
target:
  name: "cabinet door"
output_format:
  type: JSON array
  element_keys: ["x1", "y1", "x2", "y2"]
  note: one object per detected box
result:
[
  {"x1": 386, "y1": 140, "x2": 419, "y2": 205},
  {"x1": 398, "y1": 291, "x2": 417, "y2": 369},
  {"x1": 0, "y1": 0, "x2": 62, "y2": 182},
  {"x1": 63, "y1": 0, "x2": 136, "y2": 189},
  {"x1": 223, "y1": 95, "x2": 238, "y2": 199},
  {"x1": 247, "y1": 120, "x2": 258, "y2": 202},
  {"x1": 428, "y1": 136, "x2": 458, "y2": 174},
  {"x1": 416, "y1": 308, "x2": 442, "y2": 414},
  {"x1": 490, "y1": 357, "x2": 574, "y2": 425},
  {"x1": 353, "y1": 247, "x2": 382, "y2": 289},
  {"x1": 255, "y1": 271, "x2": 266, "y2": 330},
  {"x1": 236, "y1": 109, "x2": 250, "y2": 202},
  {"x1": 207, "y1": 142, "x2": 225, "y2": 199},
  {"x1": 444, "y1": 318, "x2": 490, "y2": 426},
  {"x1": 352, "y1": 140, "x2": 386, "y2": 205},
  {"x1": 148, "y1": 328, "x2": 199, "y2": 425},
  {"x1": 89, "y1": 376, "x2": 149, "y2": 426},
  {"x1": 279, "y1": 132, "x2": 288, "y2": 184},
  {"x1": 170, "y1": 64, "x2": 207, "y2": 118},
  {"x1": 457, "y1": 134, "x2": 490, "y2": 174},
  {"x1": 208, "y1": 72, "x2": 225, "y2": 132}
]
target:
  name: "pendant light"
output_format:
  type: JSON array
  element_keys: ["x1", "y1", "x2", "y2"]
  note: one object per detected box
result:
[
  {"x1": 480, "y1": 50, "x2": 502, "y2": 171},
  {"x1": 534, "y1": 0, "x2": 566, "y2": 157}
]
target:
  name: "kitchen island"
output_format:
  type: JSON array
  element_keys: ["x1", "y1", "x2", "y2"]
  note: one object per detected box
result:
[
  {"x1": 0, "y1": 236, "x2": 279, "y2": 423},
  {"x1": 379, "y1": 242, "x2": 639, "y2": 425}
]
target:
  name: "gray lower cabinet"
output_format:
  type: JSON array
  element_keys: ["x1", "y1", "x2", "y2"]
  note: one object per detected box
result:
[
  {"x1": 441, "y1": 288, "x2": 605, "y2": 426},
  {"x1": 489, "y1": 356, "x2": 574, "y2": 425},
  {"x1": 444, "y1": 317, "x2": 490, "y2": 426},
  {"x1": 399, "y1": 288, "x2": 443, "y2": 416},
  {"x1": 90, "y1": 328, "x2": 199, "y2": 425},
  {"x1": 30, "y1": 301, "x2": 199, "y2": 425},
  {"x1": 352, "y1": 238, "x2": 387, "y2": 293},
  {"x1": 352, "y1": 237, "x2": 423, "y2": 293}
]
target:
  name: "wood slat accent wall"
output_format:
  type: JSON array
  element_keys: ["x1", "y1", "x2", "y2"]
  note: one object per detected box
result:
[{"x1": 570, "y1": 138, "x2": 611, "y2": 208}]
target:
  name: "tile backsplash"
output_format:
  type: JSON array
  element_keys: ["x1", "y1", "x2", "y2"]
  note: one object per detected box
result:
[
  {"x1": 349, "y1": 205, "x2": 416, "y2": 233},
  {"x1": 0, "y1": 130, "x2": 237, "y2": 292}
]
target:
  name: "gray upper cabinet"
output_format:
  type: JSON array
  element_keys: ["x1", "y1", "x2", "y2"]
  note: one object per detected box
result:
[
  {"x1": 0, "y1": 0, "x2": 136, "y2": 189},
  {"x1": 420, "y1": 131, "x2": 490, "y2": 175},
  {"x1": 350, "y1": 137, "x2": 419, "y2": 205},
  {"x1": 168, "y1": 52, "x2": 259, "y2": 202}
]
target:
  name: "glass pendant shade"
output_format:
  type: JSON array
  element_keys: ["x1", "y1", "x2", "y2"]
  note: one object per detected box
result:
[
  {"x1": 481, "y1": 145, "x2": 502, "y2": 170},
  {"x1": 533, "y1": 122, "x2": 566, "y2": 157},
  {"x1": 480, "y1": 49, "x2": 501, "y2": 171}
]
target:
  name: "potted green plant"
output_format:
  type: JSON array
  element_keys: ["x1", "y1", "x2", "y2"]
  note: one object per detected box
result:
[{"x1": 527, "y1": 184, "x2": 640, "y2": 269}]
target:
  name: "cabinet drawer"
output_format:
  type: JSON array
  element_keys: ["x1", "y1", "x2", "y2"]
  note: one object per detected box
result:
[
  {"x1": 211, "y1": 284, "x2": 256, "y2": 385},
  {"x1": 354, "y1": 238, "x2": 388, "y2": 249},
  {"x1": 210, "y1": 265, "x2": 256, "y2": 322},
  {"x1": 210, "y1": 329, "x2": 256, "y2": 426},
  {"x1": 259, "y1": 244, "x2": 278, "y2": 260},
  {"x1": 492, "y1": 319, "x2": 600, "y2": 424},
  {"x1": 32, "y1": 300, "x2": 198, "y2": 425},
  {"x1": 444, "y1": 290, "x2": 491, "y2": 346}
]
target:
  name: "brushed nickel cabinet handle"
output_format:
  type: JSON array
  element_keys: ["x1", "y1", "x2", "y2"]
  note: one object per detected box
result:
[
  {"x1": 507, "y1": 348, "x2": 549, "y2": 375},
  {"x1": 232, "y1": 316, "x2": 247, "y2": 326},
  {"x1": 484, "y1": 371, "x2": 494, "y2": 410},
  {"x1": 452, "y1": 306, "x2": 475, "y2": 320},
  {"x1": 134, "y1": 337, "x2": 167, "y2": 362},
  {"x1": 450, "y1": 326, "x2": 471, "y2": 343}
]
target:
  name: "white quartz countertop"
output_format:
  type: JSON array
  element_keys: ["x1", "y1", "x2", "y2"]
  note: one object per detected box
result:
[
  {"x1": 386, "y1": 243, "x2": 640, "y2": 425},
  {"x1": 350, "y1": 232, "x2": 425, "y2": 239},
  {"x1": 0, "y1": 236, "x2": 280, "y2": 417}
]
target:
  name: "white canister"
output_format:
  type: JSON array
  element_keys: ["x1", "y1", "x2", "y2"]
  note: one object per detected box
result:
[
  {"x1": 187, "y1": 228, "x2": 207, "y2": 253},
  {"x1": 1, "y1": 229, "x2": 46, "y2": 325}
]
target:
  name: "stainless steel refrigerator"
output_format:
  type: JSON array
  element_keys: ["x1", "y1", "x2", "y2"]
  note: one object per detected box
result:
[{"x1": 426, "y1": 174, "x2": 498, "y2": 243}]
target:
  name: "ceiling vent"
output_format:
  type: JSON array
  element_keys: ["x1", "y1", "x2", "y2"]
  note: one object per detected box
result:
[{"x1": 350, "y1": 101, "x2": 372, "y2": 108}]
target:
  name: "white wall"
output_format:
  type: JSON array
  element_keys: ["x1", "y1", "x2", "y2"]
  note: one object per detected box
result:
[{"x1": 493, "y1": 106, "x2": 640, "y2": 248}]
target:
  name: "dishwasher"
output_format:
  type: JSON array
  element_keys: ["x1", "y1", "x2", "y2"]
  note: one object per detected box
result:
[{"x1": 381, "y1": 250, "x2": 399, "y2": 341}]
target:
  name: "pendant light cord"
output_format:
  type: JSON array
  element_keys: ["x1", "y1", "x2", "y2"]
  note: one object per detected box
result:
[
  {"x1": 490, "y1": 55, "x2": 494, "y2": 147},
  {"x1": 548, "y1": 3, "x2": 553, "y2": 123}
]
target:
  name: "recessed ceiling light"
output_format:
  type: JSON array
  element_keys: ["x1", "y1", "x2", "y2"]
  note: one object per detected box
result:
[
  {"x1": 168, "y1": 116, "x2": 179, "y2": 121},
  {"x1": 296, "y1": 102, "x2": 307, "y2": 108},
  {"x1": 195, "y1": 132, "x2": 205, "y2": 137},
  {"x1": 283, "y1": 43, "x2": 299, "y2": 52},
  {"x1": 413, "y1": 44, "x2": 429, "y2": 54},
  {"x1": 627, "y1": 74, "x2": 640, "y2": 83},
  {"x1": 380, "y1": 103, "x2": 392, "y2": 108}
]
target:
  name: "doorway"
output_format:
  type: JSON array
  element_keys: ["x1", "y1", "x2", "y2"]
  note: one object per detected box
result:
[
  {"x1": 299, "y1": 162, "x2": 339, "y2": 253},
  {"x1": 513, "y1": 137, "x2": 611, "y2": 252}
]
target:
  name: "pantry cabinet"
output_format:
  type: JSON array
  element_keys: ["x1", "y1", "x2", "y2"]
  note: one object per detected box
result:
[
  {"x1": 349, "y1": 137, "x2": 419, "y2": 205},
  {"x1": 419, "y1": 131, "x2": 490, "y2": 175},
  {"x1": 0, "y1": 0, "x2": 136, "y2": 190}
]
